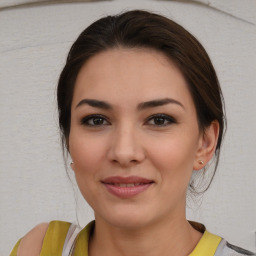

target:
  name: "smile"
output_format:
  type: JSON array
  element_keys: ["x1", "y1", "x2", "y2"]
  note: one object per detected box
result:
[
  {"x1": 111, "y1": 183, "x2": 144, "y2": 187},
  {"x1": 101, "y1": 176, "x2": 154, "y2": 198}
]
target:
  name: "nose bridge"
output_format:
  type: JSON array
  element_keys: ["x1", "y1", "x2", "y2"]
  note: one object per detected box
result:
[{"x1": 109, "y1": 121, "x2": 144, "y2": 166}]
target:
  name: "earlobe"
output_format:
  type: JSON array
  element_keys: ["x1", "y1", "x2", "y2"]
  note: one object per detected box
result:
[
  {"x1": 70, "y1": 161, "x2": 77, "y2": 173},
  {"x1": 193, "y1": 121, "x2": 219, "y2": 170}
]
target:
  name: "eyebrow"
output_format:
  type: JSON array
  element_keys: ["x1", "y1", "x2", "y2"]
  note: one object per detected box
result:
[
  {"x1": 76, "y1": 99, "x2": 112, "y2": 110},
  {"x1": 75, "y1": 98, "x2": 184, "y2": 110},
  {"x1": 137, "y1": 98, "x2": 184, "y2": 110}
]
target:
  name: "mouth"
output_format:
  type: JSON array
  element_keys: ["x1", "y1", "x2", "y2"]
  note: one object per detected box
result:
[
  {"x1": 108, "y1": 183, "x2": 148, "y2": 187},
  {"x1": 101, "y1": 176, "x2": 154, "y2": 198}
]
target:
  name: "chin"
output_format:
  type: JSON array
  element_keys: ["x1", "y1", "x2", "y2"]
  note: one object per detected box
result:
[
  {"x1": 96, "y1": 206, "x2": 158, "y2": 230},
  {"x1": 107, "y1": 216, "x2": 151, "y2": 230}
]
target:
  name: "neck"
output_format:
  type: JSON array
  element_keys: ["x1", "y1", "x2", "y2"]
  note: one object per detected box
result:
[{"x1": 88, "y1": 213, "x2": 202, "y2": 256}]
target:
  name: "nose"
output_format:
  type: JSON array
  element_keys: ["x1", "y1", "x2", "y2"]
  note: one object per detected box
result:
[{"x1": 107, "y1": 124, "x2": 145, "y2": 167}]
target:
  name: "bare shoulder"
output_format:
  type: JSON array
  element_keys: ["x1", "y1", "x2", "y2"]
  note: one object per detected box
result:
[{"x1": 17, "y1": 223, "x2": 49, "y2": 256}]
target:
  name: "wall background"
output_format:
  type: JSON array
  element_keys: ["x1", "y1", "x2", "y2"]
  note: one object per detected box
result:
[{"x1": 0, "y1": 0, "x2": 255, "y2": 255}]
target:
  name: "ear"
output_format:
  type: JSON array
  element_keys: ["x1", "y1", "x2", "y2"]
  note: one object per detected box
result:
[
  {"x1": 70, "y1": 161, "x2": 74, "y2": 171},
  {"x1": 193, "y1": 121, "x2": 219, "y2": 170}
]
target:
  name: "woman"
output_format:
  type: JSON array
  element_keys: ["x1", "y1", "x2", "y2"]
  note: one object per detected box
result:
[{"x1": 10, "y1": 10, "x2": 255, "y2": 256}]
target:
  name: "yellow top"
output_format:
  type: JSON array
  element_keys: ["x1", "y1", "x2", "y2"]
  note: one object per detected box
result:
[{"x1": 10, "y1": 221, "x2": 222, "y2": 256}]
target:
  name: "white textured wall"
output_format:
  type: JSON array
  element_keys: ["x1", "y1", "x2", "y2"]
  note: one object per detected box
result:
[{"x1": 1, "y1": 0, "x2": 256, "y2": 255}]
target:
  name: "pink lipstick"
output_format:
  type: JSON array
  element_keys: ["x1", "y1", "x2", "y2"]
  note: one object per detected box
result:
[{"x1": 101, "y1": 176, "x2": 154, "y2": 198}]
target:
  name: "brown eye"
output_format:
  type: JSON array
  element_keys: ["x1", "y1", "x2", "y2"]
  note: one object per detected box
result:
[
  {"x1": 81, "y1": 115, "x2": 110, "y2": 126},
  {"x1": 91, "y1": 117, "x2": 104, "y2": 125},
  {"x1": 146, "y1": 114, "x2": 176, "y2": 127},
  {"x1": 153, "y1": 117, "x2": 166, "y2": 125}
]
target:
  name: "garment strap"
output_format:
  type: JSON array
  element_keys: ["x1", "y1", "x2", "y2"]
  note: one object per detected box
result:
[
  {"x1": 214, "y1": 238, "x2": 256, "y2": 256},
  {"x1": 214, "y1": 238, "x2": 226, "y2": 256},
  {"x1": 40, "y1": 221, "x2": 71, "y2": 255},
  {"x1": 62, "y1": 223, "x2": 81, "y2": 256},
  {"x1": 189, "y1": 231, "x2": 222, "y2": 256}
]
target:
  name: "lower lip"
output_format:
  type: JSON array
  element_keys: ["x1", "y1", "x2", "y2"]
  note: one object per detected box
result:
[{"x1": 103, "y1": 183, "x2": 153, "y2": 198}]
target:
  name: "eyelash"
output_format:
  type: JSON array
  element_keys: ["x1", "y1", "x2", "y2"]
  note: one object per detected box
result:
[
  {"x1": 80, "y1": 114, "x2": 176, "y2": 127},
  {"x1": 80, "y1": 114, "x2": 110, "y2": 126},
  {"x1": 146, "y1": 114, "x2": 177, "y2": 127}
]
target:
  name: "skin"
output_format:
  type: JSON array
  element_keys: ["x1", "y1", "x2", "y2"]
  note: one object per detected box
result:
[
  {"x1": 68, "y1": 48, "x2": 219, "y2": 256},
  {"x1": 17, "y1": 223, "x2": 48, "y2": 256},
  {"x1": 17, "y1": 48, "x2": 219, "y2": 256}
]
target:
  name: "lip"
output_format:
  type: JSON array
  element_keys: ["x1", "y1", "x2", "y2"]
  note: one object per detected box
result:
[{"x1": 101, "y1": 176, "x2": 154, "y2": 199}]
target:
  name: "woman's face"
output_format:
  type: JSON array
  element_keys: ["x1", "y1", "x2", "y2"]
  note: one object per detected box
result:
[{"x1": 69, "y1": 48, "x2": 205, "y2": 228}]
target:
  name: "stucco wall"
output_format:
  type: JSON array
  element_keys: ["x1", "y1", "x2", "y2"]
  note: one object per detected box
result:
[{"x1": 1, "y1": 1, "x2": 256, "y2": 255}]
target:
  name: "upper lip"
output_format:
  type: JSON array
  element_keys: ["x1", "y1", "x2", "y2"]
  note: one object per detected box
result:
[{"x1": 101, "y1": 176, "x2": 154, "y2": 184}]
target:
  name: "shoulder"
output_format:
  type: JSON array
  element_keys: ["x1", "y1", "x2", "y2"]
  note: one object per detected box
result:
[
  {"x1": 17, "y1": 223, "x2": 49, "y2": 256},
  {"x1": 225, "y1": 241, "x2": 256, "y2": 255},
  {"x1": 216, "y1": 239, "x2": 256, "y2": 256}
]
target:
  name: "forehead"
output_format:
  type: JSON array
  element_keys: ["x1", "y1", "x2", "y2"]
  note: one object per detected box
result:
[{"x1": 72, "y1": 48, "x2": 194, "y2": 109}]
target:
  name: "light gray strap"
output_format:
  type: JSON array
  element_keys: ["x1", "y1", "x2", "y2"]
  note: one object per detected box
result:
[
  {"x1": 214, "y1": 238, "x2": 226, "y2": 256},
  {"x1": 213, "y1": 239, "x2": 256, "y2": 256},
  {"x1": 62, "y1": 223, "x2": 81, "y2": 256}
]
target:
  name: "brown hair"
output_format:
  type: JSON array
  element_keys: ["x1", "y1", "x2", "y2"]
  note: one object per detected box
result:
[{"x1": 57, "y1": 10, "x2": 226, "y2": 194}]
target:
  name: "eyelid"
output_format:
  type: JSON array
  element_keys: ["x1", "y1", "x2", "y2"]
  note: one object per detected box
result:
[
  {"x1": 79, "y1": 113, "x2": 176, "y2": 127},
  {"x1": 145, "y1": 113, "x2": 177, "y2": 126},
  {"x1": 80, "y1": 114, "x2": 110, "y2": 126}
]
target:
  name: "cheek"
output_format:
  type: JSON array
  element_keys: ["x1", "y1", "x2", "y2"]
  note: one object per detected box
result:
[
  {"x1": 68, "y1": 133, "x2": 108, "y2": 203},
  {"x1": 147, "y1": 133, "x2": 198, "y2": 183},
  {"x1": 150, "y1": 136, "x2": 197, "y2": 166},
  {"x1": 69, "y1": 133, "x2": 107, "y2": 179}
]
